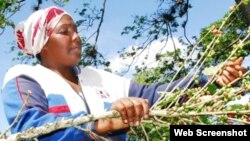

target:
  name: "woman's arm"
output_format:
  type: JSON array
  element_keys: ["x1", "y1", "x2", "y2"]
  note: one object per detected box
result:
[
  {"x1": 1, "y1": 75, "x2": 98, "y2": 140},
  {"x1": 128, "y1": 74, "x2": 209, "y2": 107}
]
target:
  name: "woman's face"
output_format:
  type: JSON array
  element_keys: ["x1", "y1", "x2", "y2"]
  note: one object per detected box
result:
[{"x1": 41, "y1": 15, "x2": 82, "y2": 67}]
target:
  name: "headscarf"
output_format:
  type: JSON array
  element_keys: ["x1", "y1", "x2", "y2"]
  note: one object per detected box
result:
[{"x1": 15, "y1": 6, "x2": 70, "y2": 56}]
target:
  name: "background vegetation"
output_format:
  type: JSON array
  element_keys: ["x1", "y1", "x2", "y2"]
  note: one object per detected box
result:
[{"x1": 1, "y1": 0, "x2": 250, "y2": 140}]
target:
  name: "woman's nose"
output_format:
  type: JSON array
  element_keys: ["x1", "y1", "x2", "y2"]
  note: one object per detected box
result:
[{"x1": 72, "y1": 31, "x2": 81, "y2": 45}]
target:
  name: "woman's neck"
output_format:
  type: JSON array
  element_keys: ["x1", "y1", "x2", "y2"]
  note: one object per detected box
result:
[
  {"x1": 42, "y1": 63, "x2": 81, "y2": 93},
  {"x1": 41, "y1": 63, "x2": 78, "y2": 84}
]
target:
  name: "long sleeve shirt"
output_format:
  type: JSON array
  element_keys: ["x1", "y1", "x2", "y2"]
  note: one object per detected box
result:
[{"x1": 1, "y1": 64, "x2": 205, "y2": 141}]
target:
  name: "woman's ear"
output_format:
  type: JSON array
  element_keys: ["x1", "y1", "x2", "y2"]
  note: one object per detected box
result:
[
  {"x1": 39, "y1": 45, "x2": 49, "y2": 61},
  {"x1": 41, "y1": 44, "x2": 49, "y2": 53}
]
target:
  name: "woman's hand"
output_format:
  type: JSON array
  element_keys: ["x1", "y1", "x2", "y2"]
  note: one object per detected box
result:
[
  {"x1": 216, "y1": 57, "x2": 246, "y2": 87},
  {"x1": 111, "y1": 97, "x2": 149, "y2": 126},
  {"x1": 94, "y1": 97, "x2": 149, "y2": 134}
]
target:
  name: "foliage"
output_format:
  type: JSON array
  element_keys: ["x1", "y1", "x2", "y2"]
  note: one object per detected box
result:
[
  {"x1": 74, "y1": 0, "x2": 110, "y2": 68},
  {"x1": 78, "y1": 42, "x2": 110, "y2": 67},
  {"x1": 120, "y1": 0, "x2": 192, "y2": 80},
  {"x1": 243, "y1": 0, "x2": 250, "y2": 5},
  {"x1": 0, "y1": 0, "x2": 65, "y2": 33},
  {"x1": 198, "y1": 6, "x2": 250, "y2": 67},
  {"x1": 129, "y1": 1, "x2": 250, "y2": 86},
  {"x1": 127, "y1": 2, "x2": 250, "y2": 140},
  {"x1": 133, "y1": 48, "x2": 187, "y2": 85},
  {"x1": 127, "y1": 74, "x2": 250, "y2": 140},
  {"x1": 2, "y1": 1, "x2": 250, "y2": 141},
  {"x1": 121, "y1": 0, "x2": 191, "y2": 41},
  {"x1": 0, "y1": 0, "x2": 23, "y2": 34},
  {"x1": 2, "y1": 0, "x2": 110, "y2": 68}
]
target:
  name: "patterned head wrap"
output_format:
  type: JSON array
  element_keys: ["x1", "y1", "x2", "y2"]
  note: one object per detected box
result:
[{"x1": 15, "y1": 6, "x2": 69, "y2": 56}]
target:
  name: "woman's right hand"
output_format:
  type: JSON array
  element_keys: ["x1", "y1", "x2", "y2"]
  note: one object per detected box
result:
[
  {"x1": 216, "y1": 57, "x2": 246, "y2": 87},
  {"x1": 94, "y1": 97, "x2": 149, "y2": 134}
]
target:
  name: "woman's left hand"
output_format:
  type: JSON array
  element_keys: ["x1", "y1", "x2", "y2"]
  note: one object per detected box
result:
[
  {"x1": 94, "y1": 97, "x2": 149, "y2": 134},
  {"x1": 216, "y1": 57, "x2": 246, "y2": 87},
  {"x1": 111, "y1": 97, "x2": 149, "y2": 126}
]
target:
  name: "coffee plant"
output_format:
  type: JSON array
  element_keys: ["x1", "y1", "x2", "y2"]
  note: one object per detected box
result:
[
  {"x1": 127, "y1": 1, "x2": 250, "y2": 140},
  {"x1": 1, "y1": 1, "x2": 250, "y2": 141}
]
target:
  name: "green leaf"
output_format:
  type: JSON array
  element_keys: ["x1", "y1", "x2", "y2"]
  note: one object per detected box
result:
[
  {"x1": 152, "y1": 137, "x2": 162, "y2": 141},
  {"x1": 206, "y1": 84, "x2": 218, "y2": 95},
  {"x1": 227, "y1": 104, "x2": 244, "y2": 111},
  {"x1": 198, "y1": 115, "x2": 210, "y2": 124},
  {"x1": 242, "y1": 0, "x2": 250, "y2": 5}
]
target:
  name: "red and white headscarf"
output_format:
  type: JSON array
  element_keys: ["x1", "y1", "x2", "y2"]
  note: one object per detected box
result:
[{"x1": 15, "y1": 6, "x2": 69, "y2": 56}]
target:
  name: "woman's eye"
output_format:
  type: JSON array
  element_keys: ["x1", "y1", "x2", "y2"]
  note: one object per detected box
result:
[{"x1": 58, "y1": 29, "x2": 68, "y2": 34}]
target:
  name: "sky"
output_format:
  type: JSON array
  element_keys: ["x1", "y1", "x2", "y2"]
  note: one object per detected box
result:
[{"x1": 0, "y1": 0, "x2": 235, "y2": 134}]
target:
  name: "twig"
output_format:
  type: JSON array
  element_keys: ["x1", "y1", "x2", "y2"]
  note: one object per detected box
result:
[
  {"x1": 150, "y1": 110, "x2": 250, "y2": 118},
  {"x1": 140, "y1": 124, "x2": 149, "y2": 141},
  {"x1": 73, "y1": 125, "x2": 109, "y2": 141},
  {"x1": 1, "y1": 106, "x2": 250, "y2": 140},
  {"x1": 4, "y1": 111, "x2": 120, "y2": 141},
  {"x1": 1, "y1": 90, "x2": 32, "y2": 137}
]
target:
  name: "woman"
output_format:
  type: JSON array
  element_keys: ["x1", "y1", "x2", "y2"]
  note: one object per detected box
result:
[{"x1": 1, "y1": 6, "x2": 245, "y2": 141}]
